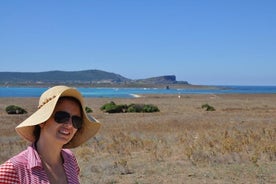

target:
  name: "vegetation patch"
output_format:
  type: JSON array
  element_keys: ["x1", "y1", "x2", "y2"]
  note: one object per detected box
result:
[
  {"x1": 201, "y1": 103, "x2": 216, "y2": 111},
  {"x1": 85, "y1": 106, "x2": 93, "y2": 113},
  {"x1": 5, "y1": 105, "x2": 27, "y2": 114},
  {"x1": 101, "y1": 101, "x2": 160, "y2": 113}
]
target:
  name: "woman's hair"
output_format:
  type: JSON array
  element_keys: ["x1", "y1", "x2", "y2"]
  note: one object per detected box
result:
[
  {"x1": 33, "y1": 96, "x2": 83, "y2": 141},
  {"x1": 33, "y1": 125, "x2": 41, "y2": 141}
]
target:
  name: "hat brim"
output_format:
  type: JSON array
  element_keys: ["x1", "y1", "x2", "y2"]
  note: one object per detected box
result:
[{"x1": 15, "y1": 86, "x2": 101, "y2": 148}]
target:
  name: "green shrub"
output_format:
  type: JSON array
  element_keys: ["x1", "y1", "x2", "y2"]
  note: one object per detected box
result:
[
  {"x1": 201, "y1": 103, "x2": 216, "y2": 111},
  {"x1": 5, "y1": 105, "x2": 27, "y2": 114},
  {"x1": 100, "y1": 101, "x2": 128, "y2": 113},
  {"x1": 142, "y1": 104, "x2": 160, "y2": 112},
  {"x1": 85, "y1": 106, "x2": 93, "y2": 113},
  {"x1": 100, "y1": 101, "x2": 116, "y2": 111},
  {"x1": 112, "y1": 104, "x2": 128, "y2": 113},
  {"x1": 127, "y1": 103, "x2": 159, "y2": 113},
  {"x1": 127, "y1": 104, "x2": 144, "y2": 113},
  {"x1": 100, "y1": 102, "x2": 160, "y2": 113}
]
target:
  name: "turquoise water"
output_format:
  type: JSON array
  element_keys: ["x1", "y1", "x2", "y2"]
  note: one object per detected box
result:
[{"x1": 0, "y1": 86, "x2": 276, "y2": 98}]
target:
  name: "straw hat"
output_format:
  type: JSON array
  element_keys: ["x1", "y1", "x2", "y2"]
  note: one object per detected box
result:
[{"x1": 15, "y1": 85, "x2": 101, "y2": 148}]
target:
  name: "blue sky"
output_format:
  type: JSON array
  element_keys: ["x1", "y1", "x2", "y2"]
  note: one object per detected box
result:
[{"x1": 0, "y1": 0, "x2": 275, "y2": 85}]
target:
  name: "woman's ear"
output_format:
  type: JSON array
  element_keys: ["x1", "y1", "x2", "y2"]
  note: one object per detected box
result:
[{"x1": 39, "y1": 122, "x2": 45, "y2": 128}]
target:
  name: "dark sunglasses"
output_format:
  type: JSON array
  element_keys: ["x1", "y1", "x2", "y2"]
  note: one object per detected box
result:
[{"x1": 54, "y1": 111, "x2": 83, "y2": 129}]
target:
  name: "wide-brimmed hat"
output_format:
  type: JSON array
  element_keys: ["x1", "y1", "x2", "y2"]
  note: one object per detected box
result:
[{"x1": 15, "y1": 85, "x2": 101, "y2": 148}]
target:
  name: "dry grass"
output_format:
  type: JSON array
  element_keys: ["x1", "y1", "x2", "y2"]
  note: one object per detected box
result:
[{"x1": 1, "y1": 94, "x2": 276, "y2": 183}]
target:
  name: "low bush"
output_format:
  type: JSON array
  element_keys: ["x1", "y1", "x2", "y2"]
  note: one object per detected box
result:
[
  {"x1": 127, "y1": 104, "x2": 144, "y2": 113},
  {"x1": 100, "y1": 101, "x2": 116, "y2": 111},
  {"x1": 142, "y1": 104, "x2": 160, "y2": 113},
  {"x1": 5, "y1": 105, "x2": 27, "y2": 114},
  {"x1": 100, "y1": 102, "x2": 159, "y2": 113},
  {"x1": 85, "y1": 106, "x2": 93, "y2": 113},
  {"x1": 201, "y1": 103, "x2": 216, "y2": 111},
  {"x1": 100, "y1": 101, "x2": 128, "y2": 113}
]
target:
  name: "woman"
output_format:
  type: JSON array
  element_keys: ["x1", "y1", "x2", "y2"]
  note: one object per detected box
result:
[{"x1": 0, "y1": 86, "x2": 101, "y2": 183}]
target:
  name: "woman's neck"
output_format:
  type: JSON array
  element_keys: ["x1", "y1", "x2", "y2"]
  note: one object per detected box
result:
[{"x1": 35, "y1": 139, "x2": 63, "y2": 166}]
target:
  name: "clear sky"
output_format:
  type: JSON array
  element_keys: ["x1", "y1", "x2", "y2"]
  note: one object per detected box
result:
[{"x1": 1, "y1": 0, "x2": 275, "y2": 85}]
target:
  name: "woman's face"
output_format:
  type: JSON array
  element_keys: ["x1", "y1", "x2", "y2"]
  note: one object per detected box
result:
[{"x1": 40, "y1": 98, "x2": 81, "y2": 147}]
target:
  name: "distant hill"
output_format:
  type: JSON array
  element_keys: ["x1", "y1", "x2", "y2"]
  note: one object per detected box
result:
[
  {"x1": 136, "y1": 75, "x2": 188, "y2": 85},
  {"x1": 0, "y1": 69, "x2": 189, "y2": 87}
]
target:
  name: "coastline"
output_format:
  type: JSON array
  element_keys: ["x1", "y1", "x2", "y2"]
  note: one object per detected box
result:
[
  {"x1": 1, "y1": 93, "x2": 276, "y2": 183},
  {"x1": 0, "y1": 82, "x2": 215, "y2": 88},
  {"x1": 1, "y1": 85, "x2": 276, "y2": 98}
]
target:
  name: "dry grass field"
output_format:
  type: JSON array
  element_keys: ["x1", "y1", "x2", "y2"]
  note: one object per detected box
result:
[{"x1": 1, "y1": 94, "x2": 276, "y2": 184}]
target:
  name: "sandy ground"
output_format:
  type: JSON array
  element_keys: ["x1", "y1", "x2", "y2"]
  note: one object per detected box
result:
[{"x1": 1, "y1": 94, "x2": 276, "y2": 184}]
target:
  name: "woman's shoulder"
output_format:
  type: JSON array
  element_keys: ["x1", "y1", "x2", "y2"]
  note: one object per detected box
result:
[
  {"x1": 0, "y1": 160, "x2": 16, "y2": 171},
  {"x1": 62, "y1": 148, "x2": 74, "y2": 156},
  {"x1": 61, "y1": 149, "x2": 80, "y2": 173},
  {"x1": 9, "y1": 145, "x2": 34, "y2": 165},
  {"x1": 0, "y1": 160, "x2": 20, "y2": 183},
  {"x1": 61, "y1": 149, "x2": 77, "y2": 161}
]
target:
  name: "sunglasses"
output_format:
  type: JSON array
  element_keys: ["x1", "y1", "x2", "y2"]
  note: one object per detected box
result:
[{"x1": 54, "y1": 111, "x2": 83, "y2": 129}]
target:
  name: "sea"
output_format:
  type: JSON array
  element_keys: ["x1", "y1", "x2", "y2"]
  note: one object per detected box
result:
[{"x1": 0, "y1": 86, "x2": 276, "y2": 98}]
